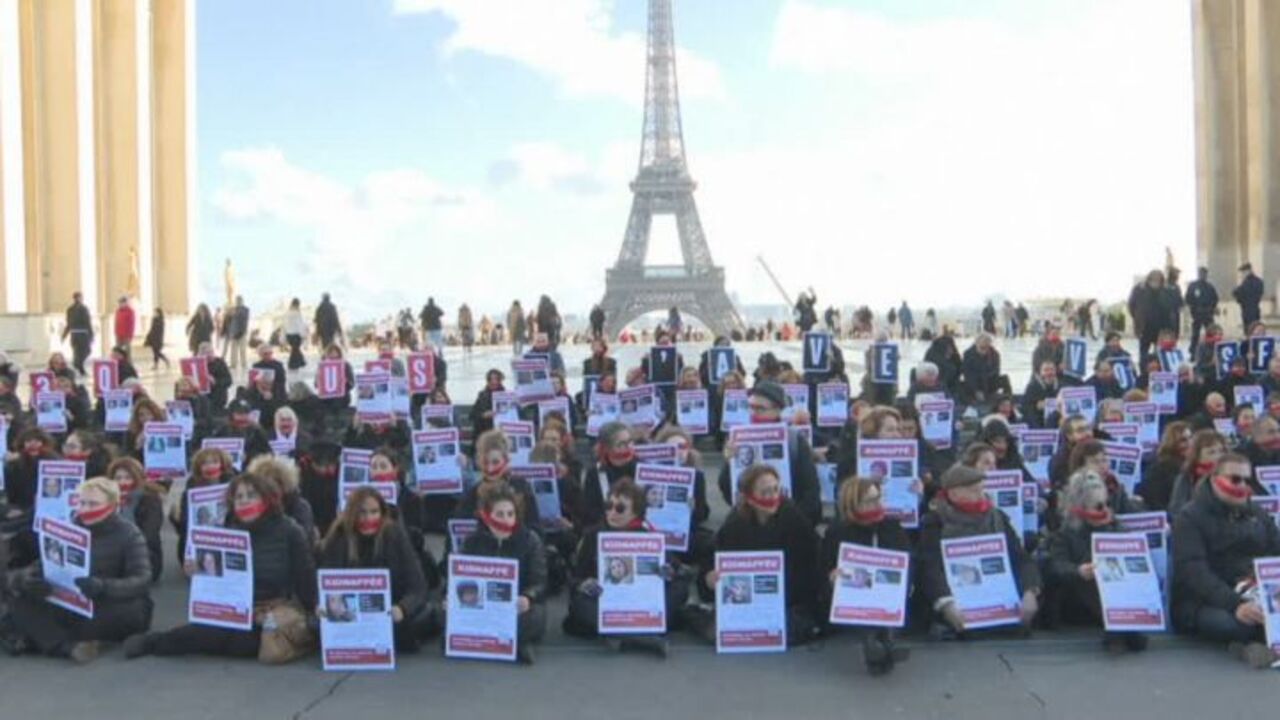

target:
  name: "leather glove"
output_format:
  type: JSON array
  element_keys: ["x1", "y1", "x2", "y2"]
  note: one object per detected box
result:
[{"x1": 74, "y1": 576, "x2": 107, "y2": 600}]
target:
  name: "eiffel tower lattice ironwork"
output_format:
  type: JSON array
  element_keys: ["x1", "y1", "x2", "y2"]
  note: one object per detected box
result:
[{"x1": 598, "y1": 0, "x2": 743, "y2": 339}]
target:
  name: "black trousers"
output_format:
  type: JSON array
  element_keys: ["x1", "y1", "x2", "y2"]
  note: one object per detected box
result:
[
  {"x1": 71, "y1": 335, "x2": 92, "y2": 374},
  {"x1": 11, "y1": 594, "x2": 152, "y2": 654},
  {"x1": 286, "y1": 334, "x2": 306, "y2": 370},
  {"x1": 149, "y1": 622, "x2": 262, "y2": 658},
  {"x1": 565, "y1": 578, "x2": 690, "y2": 636},
  {"x1": 1189, "y1": 317, "x2": 1210, "y2": 355}
]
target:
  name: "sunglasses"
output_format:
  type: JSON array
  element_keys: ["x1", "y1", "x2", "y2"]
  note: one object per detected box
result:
[
  {"x1": 1220, "y1": 474, "x2": 1249, "y2": 485},
  {"x1": 608, "y1": 503, "x2": 631, "y2": 514}
]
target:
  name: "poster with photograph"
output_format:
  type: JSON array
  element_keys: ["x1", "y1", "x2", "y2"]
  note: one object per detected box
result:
[
  {"x1": 587, "y1": 392, "x2": 620, "y2": 437},
  {"x1": 597, "y1": 533, "x2": 667, "y2": 635},
  {"x1": 941, "y1": 533, "x2": 1022, "y2": 630},
  {"x1": 537, "y1": 397, "x2": 570, "y2": 430},
  {"x1": 1251, "y1": 496, "x2": 1280, "y2": 529},
  {"x1": 1122, "y1": 402, "x2": 1160, "y2": 452},
  {"x1": 510, "y1": 464, "x2": 563, "y2": 532},
  {"x1": 635, "y1": 464, "x2": 695, "y2": 552},
  {"x1": 1092, "y1": 533, "x2": 1166, "y2": 632},
  {"x1": 35, "y1": 391, "x2": 67, "y2": 433},
  {"x1": 634, "y1": 443, "x2": 677, "y2": 466},
  {"x1": 35, "y1": 460, "x2": 85, "y2": 522},
  {"x1": 1254, "y1": 466, "x2": 1280, "y2": 497},
  {"x1": 512, "y1": 358, "x2": 554, "y2": 405},
  {"x1": 676, "y1": 389, "x2": 710, "y2": 435},
  {"x1": 165, "y1": 400, "x2": 195, "y2": 440},
  {"x1": 143, "y1": 422, "x2": 187, "y2": 479},
  {"x1": 856, "y1": 439, "x2": 920, "y2": 528},
  {"x1": 446, "y1": 555, "x2": 519, "y2": 662},
  {"x1": 728, "y1": 424, "x2": 792, "y2": 502},
  {"x1": 1057, "y1": 386, "x2": 1098, "y2": 426},
  {"x1": 497, "y1": 420, "x2": 535, "y2": 464},
  {"x1": 983, "y1": 470, "x2": 1024, "y2": 532},
  {"x1": 715, "y1": 551, "x2": 787, "y2": 653},
  {"x1": 1103, "y1": 441, "x2": 1142, "y2": 495},
  {"x1": 447, "y1": 519, "x2": 479, "y2": 552},
  {"x1": 1214, "y1": 418, "x2": 1239, "y2": 447},
  {"x1": 492, "y1": 391, "x2": 519, "y2": 424},
  {"x1": 1115, "y1": 512, "x2": 1170, "y2": 592},
  {"x1": 355, "y1": 371, "x2": 393, "y2": 423},
  {"x1": 103, "y1": 389, "x2": 133, "y2": 433},
  {"x1": 1148, "y1": 371, "x2": 1178, "y2": 415},
  {"x1": 1254, "y1": 557, "x2": 1280, "y2": 660},
  {"x1": 338, "y1": 448, "x2": 397, "y2": 511},
  {"x1": 829, "y1": 543, "x2": 909, "y2": 628},
  {"x1": 390, "y1": 377, "x2": 411, "y2": 421},
  {"x1": 37, "y1": 516, "x2": 93, "y2": 618},
  {"x1": 720, "y1": 389, "x2": 750, "y2": 431},
  {"x1": 185, "y1": 483, "x2": 229, "y2": 560},
  {"x1": 817, "y1": 462, "x2": 837, "y2": 505},
  {"x1": 202, "y1": 438, "x2": 245, "y2": 472},
  {"x1": 619, "y1": 385, "x2": 659, "y2": 430},
  {"x1": 816, "y1": 382, "x2": 849, "y2": 428},
  {"x1": 1097, "y1": 422, "x2": 1140, "y2": 447},
  {"x1": 920, "y1": 399, "x2": 955, "y2": 450},
  {"x1": 1235, "y1": 385, "x2": 1265, "y2": 418},
  {"x1": 419, "y1": 403, "x2": 454, "y2": 428},
  {"x1": 1022, "y1": 483, "x2": 1039, "y2": 536},
  {"x1": 318, "y1": 569, "x2": 395, "y2": 671},
  {"x1": 187, "y1": 527, "x2": 253, "y2": 630},
  {"x1": 412, "y1": 429, "x2": 463, "y2": 494},
  {"x1": 1015, "y1": 429, "x2": 1058, "y2": 489},
  {"x1": 780, "y1": 384, "x2": 810, "y2": 426}
]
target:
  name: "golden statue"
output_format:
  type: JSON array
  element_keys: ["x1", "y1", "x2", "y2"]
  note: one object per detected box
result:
[
  {"x1": 126, "y1": 246, "x2": 141, "y2": 299},
  {"x1": 224, "y1": 258, "x2": 237, "y2": 306}
]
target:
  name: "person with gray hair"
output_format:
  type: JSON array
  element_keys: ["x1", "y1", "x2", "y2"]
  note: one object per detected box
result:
[{"x1": 906, "y1": 361, "x2": 948, "y2": 407}]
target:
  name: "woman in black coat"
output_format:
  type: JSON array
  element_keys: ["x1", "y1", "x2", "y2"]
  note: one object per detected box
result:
[
  {"x1": 821, "y1": 477, "x2": 912, "y2": 674},
  {"x1": 186, "y1": 304, "x2": 214, "y2": 354},
  {"x1": 108, "y1": 457, "x2": 165, "y2": 582},
  {"x1": 459, "y1": 484, "x2": 547, "y2": 664},
  {"x1": 700, "y1": 464, "x2": 821, "y2": 646},
  {"x1": 144, "y1": 308, "x2": 169, "y2": 370},
  {"x1": 319, "y1": 486, "x2": 438, "y2": 652},
  {"x1": 3, "y1": 478, "x2": 153, "y2": 662},
  {"x1": 125, "y1": 472, "x2": 317, "y2": 660}
]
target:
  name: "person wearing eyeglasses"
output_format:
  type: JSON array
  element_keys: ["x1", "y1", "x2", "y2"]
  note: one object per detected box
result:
[
  {"x1": 1045, "y1": 469, "x2": 1147, "y2": 653},
  {"x1": 715, "y1": 381, "x2": 821, "y2": 526},
  {"x1": 1172, "y1": 453, "x2": 1280, "y2": 668},
  {"x1": 562, "y1": 480, "x2": 688, "y2": 656}
]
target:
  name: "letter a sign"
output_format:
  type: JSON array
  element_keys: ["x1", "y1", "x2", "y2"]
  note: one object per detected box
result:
[
  {"x1": 407, "y1": 352, "x2": 437, "y2": 395},
  {"x1": 1064, "y1": 339, "x2": 1086, "y2": 380},
  {"x1": 803, "y1": 333, "x2": 831, "y2": 373},
  {"x1": 708, "y1": 348, "x2": 736, "y2": 386},
  {"x1": 316, "y1": 359, "x2": 346, "y2": 399}
]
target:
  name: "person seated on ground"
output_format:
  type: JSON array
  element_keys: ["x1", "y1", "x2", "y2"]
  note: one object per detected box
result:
[
  {"x1": 523, "y1": 332, "x2": 565, "y2": 376},
  {"x1": 717, "y1": 381, "x2": 821, "y2": 526},
  {"x1": 961, "y1": 333, "x2": 1011, "y2": 408},
  {"x1": 906, "y1": 361, "x2": 950, "y2": 408},
  {"x1": 1210, "y1": 357, "x2": 1254, "y2": 411},
  {"x1": 318, "y1": 485, "x2": 439, "y2": 653},
  {"x1": 2, "y1": 477, "x2": 152, "y2": 662},
  {"x1": 1095, "y1": 332, "x2": 1131, "y2": 364},
  {"x1": 918, "y1": 464, "x2": 1041, "y2": 639},
  {"x1": 267, "y1": 406, "x2": 311, "y2": 460},
  {"x1": 1021, "y1": 361, "x2": 1061, "y2": 429},
  {"x1": 1227, "y1": 403, "x2": 1256, "y2": 450},
  {"x1": 1048, "y1": 415, "x2": 1098, "y2": 491},
  {"x1": 459, "y1": 484, "x2": 546, "y2": 665},
  {"x1": 172, "y1": 375, "x2": 213, "y2": 443},
  {"x1": 211, "y1": 398, "x2": 271, "y2": 465},
  {"x1": 821, "y1": 476, "x2": 912, "y2": 675},
  {"x1": 60, "y1": 428, "x2": 112, "y2": 479},
  {"x1": 1135, "y1": 422, "x2": 1191, "y2": 512},
  {"x1": 923, "y1": 334, "x2": 963, "y2": 397},
  {"x1": 1085, "y1": 359, "x2": 1124, "y2": 401},
  {"x1": 562, "y1": 479, "x2": 689, "y2": 656},
  {"x1": 298, "y1": 440, "x2": 341, "y2": 537},
  {"x1": 1171, "y1": 452, "x2": 1280, "y2": 668},
  {"x1": 470, "y1": 369, "x2": 506, "y2": 442},
  {"x1": 1260, "y1": 356, "x2": 1280, "y2": 397},
  {"x1": 655, "y1": 425, "x2": 713, "y2": 566},
  {"x1": 1239, "y1": 414, "x2": 1280, "y2": 470},
  {"x1": 198, "y1": 342, "x2": 233, "y2": 414},
  {"x1": 1045, "y1": 468, "x2": 1148, "y2": 653},
  {"x1": 583, "y1": 421, "x2": 639, "y2": 524},
  {"x1": 125, "y1": 471, "x2": 317, "y2": 661},
  {"x1": 1168, "y1": 430, "x2": 1230, "y2": 515},
  {"x1": 250, "y1": 344, "x2": 288, "y2": 400},
  {"x1": 247, "y1": 454, "x2": 317, "y2": 547},
  {"x1": 454, "y1": 430, "x2": 540, "y2": 540},
  {"x1": 1187, "y1": 392, "x2": 1229, "y2": 432},
  {"x1": 169, "y1": 448, "x2": 236, "y2": 562},
  {"x1": 696, "y1": 464, "x2": 821, "y2": 647},
  {"x1": 107, "y1": 457, "x2": 164, "y2": 582}
]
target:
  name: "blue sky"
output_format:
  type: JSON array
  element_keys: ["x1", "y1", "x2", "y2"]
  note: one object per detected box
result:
[{"x1": 197, "y1": 0, "x2": 1195, "y2": 324}]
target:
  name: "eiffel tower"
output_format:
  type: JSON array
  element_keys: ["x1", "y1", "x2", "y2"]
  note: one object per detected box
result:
[{"x1": 598, "y1": 0, "x2": 744, "y2": 339}]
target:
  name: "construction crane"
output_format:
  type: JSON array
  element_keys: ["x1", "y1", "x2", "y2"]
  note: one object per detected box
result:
[{"x1": 756, "y1": 255, "x2": 794, "y2": 309}]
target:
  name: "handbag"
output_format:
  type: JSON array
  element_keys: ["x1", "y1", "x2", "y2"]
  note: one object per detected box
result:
[{"x1": 255, "y1": 598, "x2": 315, "y2": 664}]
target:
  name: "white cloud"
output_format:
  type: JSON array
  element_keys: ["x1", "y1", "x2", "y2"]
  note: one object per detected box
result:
[{"x1": 393, "y1": 0, "x2": 725, "y2": 104}]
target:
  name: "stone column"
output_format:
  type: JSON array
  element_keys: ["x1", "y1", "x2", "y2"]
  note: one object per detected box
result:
[
  {"x1": 150, "y1": 0, "x2": 193, "y2": 316},
  {"x1": 18, "y1": 0, "x2": 85, "y2": 314}
]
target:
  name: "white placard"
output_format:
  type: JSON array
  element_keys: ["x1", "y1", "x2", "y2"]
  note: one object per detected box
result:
[
  {"x1": 187, "y1": 526, "x2": 254, "y2": 630},
  {"x1": 829, "y1": 543, "x2": 909, "y2": 628},
  {"x1": 318, "y1": 569, "x2": 396, "y2": 671},
  {"x1": 715, "y1": 551, "x2": 787, "y2": 653}
]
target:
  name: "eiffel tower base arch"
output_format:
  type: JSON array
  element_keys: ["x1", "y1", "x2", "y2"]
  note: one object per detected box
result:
[{"x1": 599, "y1": 268, "x2": 744, "y2": 340}]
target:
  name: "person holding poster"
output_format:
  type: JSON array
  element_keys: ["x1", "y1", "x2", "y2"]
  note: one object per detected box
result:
[
  {"x1": 455, "y1": 430, "x2": 541, "y2": 533},
  {"x1": 1135, "y1": 421, "x2": 1192, "y2": 513},
  {"x1": 1167, "y1": 430, "x2": 1229, "y2": 514},
  {"x1": 469, "y1": 369, "x2": 509, "y2": 440},
  {"x1": 919, "y1": 465, "x2": 1041, "y2": 636},
  {"x1": 459, "y1": 485, "x2": 547, "y2": 664},
  {"x1": 413, "y1": 427, "x2": 464, "y2": 495},
  {"x1": 248, "y1": 454, "x2": 319, "y2": 545},
  {"x1": 1020, "y1": 361, "x2": 1062, "y2": 429},
  {"x1": 319, "y1": 486, "x2": 437, "y2": 653},
  {"x1": 717, "y1": 381, "x2": 821, "y2": 526},
  {"x1": 1044, "y1": 471, "x2": 1150, "y2": 652},
  {"x1": 5, "y1": 478, "x2": 152, "y2": 663},
  {"x1": 108, "y1": 457, "x2": 165, "y2": 582},
  {"x1": 171, "y1": 447, "x2": 236, "y2": 562},
  {"x1": 654, "y1": 426, "x2": 712, "y2": 559},
  {"x1": 210, "y1": 398, "x2": 271, "y2": 466},
  {"x1": 125, "y1": 473, "x2": 318, "y2": 661},
  {"x1": 582, "y1": 422, "x2": 640, "y2": 524},
  {"x1": 316, "y1": 344, "x2": 356, "y2": 411},
  {"x1": 1171, "y1": 453, "x2": 1280, "y2": 668},
  {"x1": 268, "y1": 406, "x2": 311, "y2": 460},
  {"x1": 696, "y1": 465, "x2": 821, "y2": 646},
  {"x1": 821, "y1": 478, "x2": 912, "y2": 675},
  {"x1": 1065, "y1": 440, "x2": 1143, "y2": 516}
]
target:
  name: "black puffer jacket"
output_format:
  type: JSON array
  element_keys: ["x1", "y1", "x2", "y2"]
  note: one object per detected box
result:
[
  {"x1": 460, "y1": 524, "x2": 548, "y2": 604},
  {"x1": 1171, "y1": 480, "x2": 1280, "y2": 630},
  {"x1": 16, "y1": 514, "x2": 153, "y2": 612},
  {"x1": 320, "y1": 522, "x2": 428, "y2": 620},
  {"x1": 121, "y1": 490, "x2": 165, "y2": 582},
  {"x1": 228, "y1": 511, "x2": 317, "y2": 609},
  {"x1": 716, "y1": 436, "x2": 822, "y2": 527},
  {"x1": 1044, "y1": 518, "x2": 1118, "y2": 583},
  {"x1": 713, "y1": 503, "x2": 819, "y2": 613}
]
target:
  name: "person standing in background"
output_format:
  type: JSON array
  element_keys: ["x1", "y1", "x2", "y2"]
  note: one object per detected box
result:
[
  {"x1": 62, "y1": 292, "x2": 94, "y2": 375},
  {"x1": 113, "y1": 296, "x2": 136, "y2": 349},
  {"x1": 1233, "y1": 262, "x2": 1265, "y2": 334}
]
